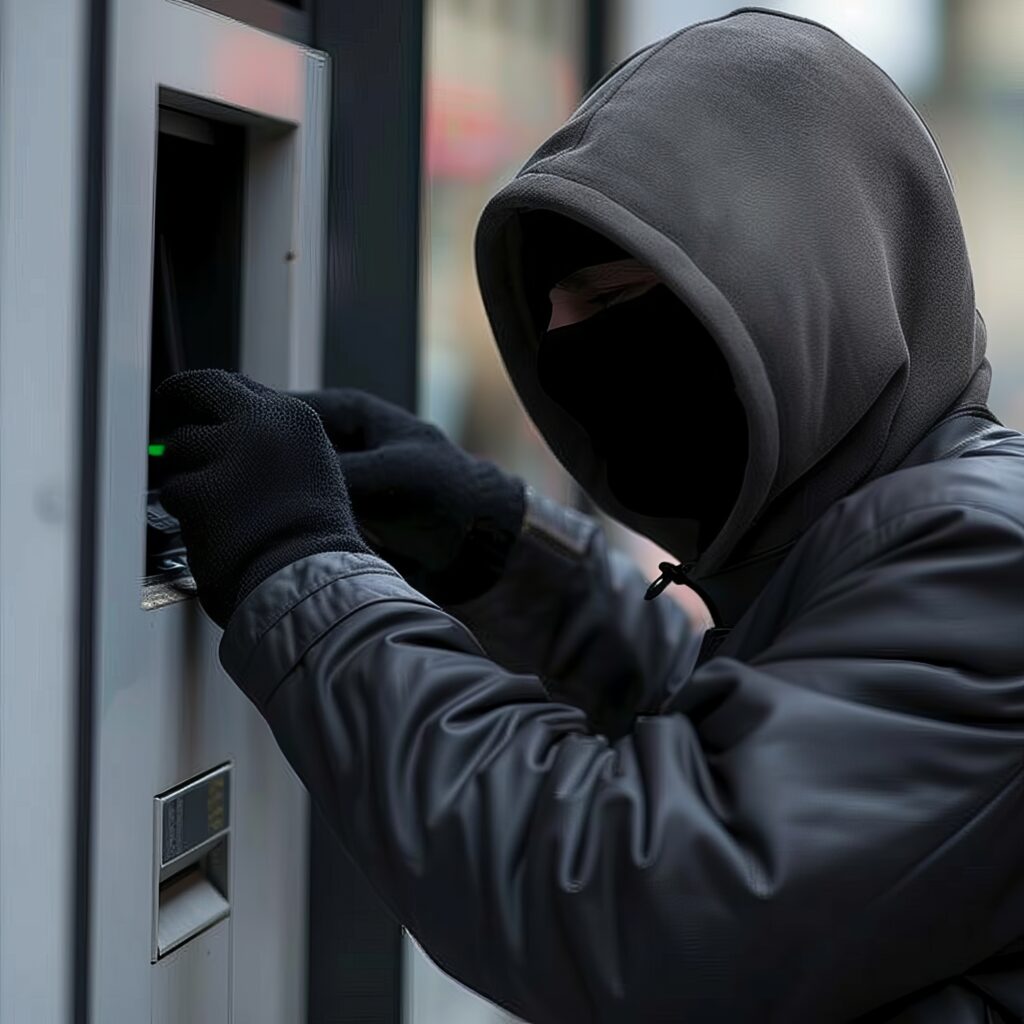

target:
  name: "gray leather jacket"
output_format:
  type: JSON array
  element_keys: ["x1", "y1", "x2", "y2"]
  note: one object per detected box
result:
[{"x1": 221, "y1": 417, "x2": 1024, "y2": 1023}]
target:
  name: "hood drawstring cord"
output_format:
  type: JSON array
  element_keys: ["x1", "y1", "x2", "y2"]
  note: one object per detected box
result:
[{"x1": 645, "y1": 561, "x2": 695, "y2": 601}]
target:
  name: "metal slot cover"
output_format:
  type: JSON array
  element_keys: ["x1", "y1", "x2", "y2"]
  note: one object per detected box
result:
[
  {"x1": 157, "y1": 867, "x2": 230, "y2": 957},
  {"x1": 153, "y1": 765, "x2": 231, "y2": 962}
]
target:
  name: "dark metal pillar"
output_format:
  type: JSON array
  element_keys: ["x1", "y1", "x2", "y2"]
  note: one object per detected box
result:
[{"x1": 308, "y1": 2, "x2": 425, "y2": 1022}]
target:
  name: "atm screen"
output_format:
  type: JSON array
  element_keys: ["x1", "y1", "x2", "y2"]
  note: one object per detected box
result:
[{"x1": 145, "y1": 108, "x2": 245, "y2": 588}]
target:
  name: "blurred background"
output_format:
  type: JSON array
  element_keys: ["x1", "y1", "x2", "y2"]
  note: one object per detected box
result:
[
  {"x1": 412, "y1": 0, "x2": 1023, "y2": 1016},
  {"x1": 418, "y1": 0, "x2": 1024, "y2": 638}
]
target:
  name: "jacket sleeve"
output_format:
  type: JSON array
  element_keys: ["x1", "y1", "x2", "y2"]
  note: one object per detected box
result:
[
  {"x1": 448, "y1": 489, "x2": 703, "y2": 736},
  {"x1": 219, "y1": 501, "x2": 1024, "y2": 1024}
]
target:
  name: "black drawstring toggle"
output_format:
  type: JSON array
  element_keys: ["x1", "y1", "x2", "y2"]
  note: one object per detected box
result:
[{"x1": 644, "y1": 561, "x2": 694, "y2": 601}]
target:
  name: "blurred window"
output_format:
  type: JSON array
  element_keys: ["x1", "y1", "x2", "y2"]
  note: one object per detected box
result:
[{"x1": 419, "y1": 0, "x2": 587, "y2": 508}]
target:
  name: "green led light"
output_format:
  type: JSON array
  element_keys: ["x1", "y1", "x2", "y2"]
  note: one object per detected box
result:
[{"x1": 148, "y1": 443, "x2": 166, "y2": 457}]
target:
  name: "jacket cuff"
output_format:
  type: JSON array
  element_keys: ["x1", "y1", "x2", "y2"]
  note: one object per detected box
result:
[
  {"x1": 219, "y1": 551, "x2": 432, "y2": 711},
  {"x1": 521, "y1": 488, "x2": 595, "y2": 560}
]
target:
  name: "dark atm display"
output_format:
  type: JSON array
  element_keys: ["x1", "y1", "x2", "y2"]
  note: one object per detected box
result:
[{"x1": 145, "y1": 107, "x2": 245, "y2": 589}]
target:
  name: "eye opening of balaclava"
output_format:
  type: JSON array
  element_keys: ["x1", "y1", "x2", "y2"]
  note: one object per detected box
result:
[{"x1": 524, "y1": 211, "x2": 748, "y2": 547}]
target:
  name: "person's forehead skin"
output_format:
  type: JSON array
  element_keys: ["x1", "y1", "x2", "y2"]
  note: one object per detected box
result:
[
  {"x1": 556, "y1": 258, "x2": 658, "y2": 293},
  {"x1": 548, "y1": 259, "x2": 660, "y2": 330}
]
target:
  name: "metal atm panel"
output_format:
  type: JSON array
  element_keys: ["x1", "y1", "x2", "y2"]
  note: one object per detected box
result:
[{"x1": 90, "y1": 3, "x2": 328, "y2": 1020}]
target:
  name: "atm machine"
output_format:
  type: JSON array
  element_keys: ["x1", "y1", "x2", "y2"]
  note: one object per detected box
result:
[
  {"x1": 3, "y1": 0, "x2": 329, "y2": 1020},
  {"x1": 88, "y1": 2, "x2": 328, "y2": 1020},
  {"x1": 1, "y1": 1, "x2": 521, "y2": 1021}
]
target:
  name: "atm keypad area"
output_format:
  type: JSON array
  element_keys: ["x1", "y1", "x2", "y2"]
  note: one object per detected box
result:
[{"x1": 144, "y1": 107, "x2": 245, "y2": 607}]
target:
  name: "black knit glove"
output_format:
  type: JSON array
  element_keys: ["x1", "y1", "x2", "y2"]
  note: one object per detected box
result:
[
  {"x1": 154, "y1": 370, "x2": 370, "y2": 627},
  {"x1": 295, "y1": 389, "x2": 525, "y2": 604}
]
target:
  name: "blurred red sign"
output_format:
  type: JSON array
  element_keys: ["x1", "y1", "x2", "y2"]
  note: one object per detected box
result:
[{"x1": 425, "y1": 78, "x2": 525, "y2": 181}]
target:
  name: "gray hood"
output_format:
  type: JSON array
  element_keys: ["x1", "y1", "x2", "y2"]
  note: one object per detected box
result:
[{"x1": 475, "y1": 7, "x2": 991, "y2": 579}]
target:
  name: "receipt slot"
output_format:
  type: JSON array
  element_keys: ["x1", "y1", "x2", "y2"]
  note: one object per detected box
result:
[
  {"x1": 153, "y1": 765, "x2": 231, "y2": 962},
  {"x1": 90, "y1": 3, "x2": 328, "y2": 1021},
  {"x1": 151, "y1": 767, "x2": 233, "y2": 1024}
]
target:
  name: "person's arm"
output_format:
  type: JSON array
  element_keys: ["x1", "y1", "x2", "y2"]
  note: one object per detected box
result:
[
  {"x1": 220, "y1": 500, "x2": 1024, "y2": 1024},
  {"x1": 448, "y1": 489, "x2": 702, "y2": 738},
  {"x1": 296, "y1": 388, "x2": 702, "y2": 735}
]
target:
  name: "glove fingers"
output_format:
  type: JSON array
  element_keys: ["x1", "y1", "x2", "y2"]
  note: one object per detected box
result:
[
  {"x1": 292, "y1": 388, "x2": 374, "y2": 447},
  {"x1": 229, "y1": 375, "x2": 279, "y2": 400},
  {"x1": 160, "y1": 423, "x2": 227, "y2": 473},
  {"x1": 295, "y1": 388, "x2": 429, "y2": 451},
  {"x1": 334, "y1": 448, "x2": 428, "y2": 515},
  {"x1": 153, "y1": 369, "x2": 257, "y2": 433},
  {"x1": 333, "y1": 448, "x2": 380, "y2": 488}
]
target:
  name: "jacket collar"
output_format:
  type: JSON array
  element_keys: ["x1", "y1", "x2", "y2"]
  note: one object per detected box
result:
[{"x1": 695, "y1": 411, "x2": 1003, "y2": 628}]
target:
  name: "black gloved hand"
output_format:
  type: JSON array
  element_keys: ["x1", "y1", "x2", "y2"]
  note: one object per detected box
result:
[
  {"x1": 154, "y1": 370, "x2": 370, "y2": 628},
  {"x1": 295, "y1": 389, "x2": 525, "y2": 604}
]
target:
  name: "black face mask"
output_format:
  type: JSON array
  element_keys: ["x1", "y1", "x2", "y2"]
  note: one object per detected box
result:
[{"x1": 538, "y1": 284, "x2": 748, "y2": 543}]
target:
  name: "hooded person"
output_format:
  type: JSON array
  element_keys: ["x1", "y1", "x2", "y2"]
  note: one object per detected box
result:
[{"x1": 154, "y1": 10, "x2": 1024, "y2": 1023}]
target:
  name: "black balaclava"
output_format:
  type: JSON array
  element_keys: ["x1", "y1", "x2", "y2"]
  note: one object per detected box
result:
[
  {"x1": 534, "y1": 225, "x2": 747, "y2": 544},
  {"x1": 527, "y1": 211, "x2": 747, "y2": 546}
]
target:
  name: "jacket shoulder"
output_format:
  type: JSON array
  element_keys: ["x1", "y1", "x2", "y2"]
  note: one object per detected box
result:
[
  {"x1": 735, "y1": 435, "x2": 1024, "y2": 683},
  {"x1": 807, "y1": 433, "x2": 1024, "y2": 570}
]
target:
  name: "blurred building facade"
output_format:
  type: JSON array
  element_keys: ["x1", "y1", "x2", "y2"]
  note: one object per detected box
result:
[{"x1": 419, "y1": 0, "x2": 588, "y2": 509}]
